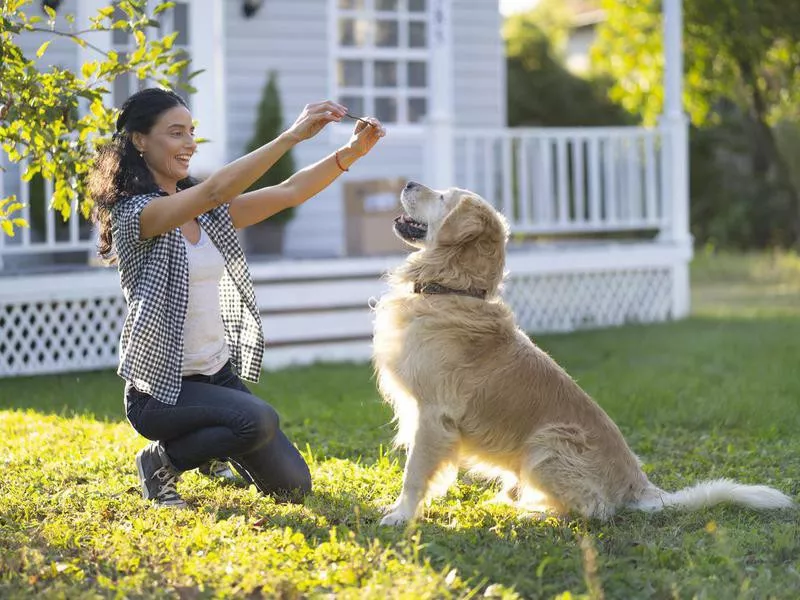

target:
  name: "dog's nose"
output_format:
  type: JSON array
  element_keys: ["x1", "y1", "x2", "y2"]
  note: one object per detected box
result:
[{"x1": 404, "y1": 181, "x2": 419, "y2": 191}]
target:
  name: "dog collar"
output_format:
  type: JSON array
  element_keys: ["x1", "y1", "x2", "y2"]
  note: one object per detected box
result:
[{"x1": 413, "y1": 281, "x2": 487, "y2": 299}]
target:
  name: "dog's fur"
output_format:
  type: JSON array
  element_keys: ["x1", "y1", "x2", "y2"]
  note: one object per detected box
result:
[{"x1": 371, "y1": 181, "x2": 795, "y2": 526}]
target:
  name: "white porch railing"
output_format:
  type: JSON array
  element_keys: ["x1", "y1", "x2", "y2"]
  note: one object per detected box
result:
[
  {"x1": 454, "y1": 126, "x2": 667, "y2": 236},
  {"x1": 0, "y1": 158, "x2": 96, "y2": 271},
  {"x1": 0, "y1": 125, "x2": 672, "y2": 270}
]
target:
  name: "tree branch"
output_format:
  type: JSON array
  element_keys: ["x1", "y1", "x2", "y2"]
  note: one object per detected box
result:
[{"x1": 28, "y1": 26, "x2": 111, "y2": 58}]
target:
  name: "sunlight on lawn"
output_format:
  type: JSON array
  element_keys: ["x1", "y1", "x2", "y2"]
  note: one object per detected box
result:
[
  {"x1": 1, "y1": 251, "x2": 799, "y2": 599},
  {"x1": 691, "y1": 249, "x2": 800, "y2": 317}
]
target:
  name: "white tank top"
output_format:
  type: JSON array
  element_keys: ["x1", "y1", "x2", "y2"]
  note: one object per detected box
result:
[{"x1": 181, "y1": 226, "x2": 230, "y2": 376}]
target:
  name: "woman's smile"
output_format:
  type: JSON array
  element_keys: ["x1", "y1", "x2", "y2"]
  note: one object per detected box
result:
[{"x1": 175, "y1": 153, "x2": 193, "y2": 168}]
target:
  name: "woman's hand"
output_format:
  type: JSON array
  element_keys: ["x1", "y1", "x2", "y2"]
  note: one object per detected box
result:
[
  {"x1": 285, "y1": 100, "x2": 348, "y2": 142},
  {"x1": 346, "y1": 117, "x2": 386, "y2": 157}
]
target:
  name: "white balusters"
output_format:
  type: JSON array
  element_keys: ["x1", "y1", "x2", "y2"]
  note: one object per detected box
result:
[
  {"x1": 571, "y1": 137, "x2": 585, "y2": 223},
  {"x1": 516, "y1": 136, "x2": 531, "y2": 226},
  {"x1": 556, "y1": 136, "x2": 568, "y2": 225},
  {"x1": 644, "y1": 131, "x2": 658, "y2": 223},
  {"x1": 587, "y1": 135, "x2": 601, "y2": 226},
  {"x1": 501, "y1": 136, "x2": 513, "y2": 218},
  {"x1": 19, "y1": 161, "x2": 32, "y2": 247}
]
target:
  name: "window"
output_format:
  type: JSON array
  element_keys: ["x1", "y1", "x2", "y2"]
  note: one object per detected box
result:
[
  {"x1": 111, "y1": 1, "x2": 192, "y2": 109},
  {"x1": 334, "y1": 0, "x2": 429, "y2": 125}
]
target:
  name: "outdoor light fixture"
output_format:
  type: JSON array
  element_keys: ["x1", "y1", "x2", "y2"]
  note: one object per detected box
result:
[{"x1": 242, "y1": 0, "x2": 264, "y2": 18}]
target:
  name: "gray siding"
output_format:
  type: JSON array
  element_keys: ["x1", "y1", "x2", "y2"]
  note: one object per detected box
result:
[
  {"x1": 223, "y1": 0, "x2": 347, "y2": 257},
  {"x1": 224, "y1": 0, "x2": 330, "y2": 161},
  {"x1": 224, "y1": 1, "x2": 506, "y2": 258},
  {"x1": 452, "y1": 0, "x2": 506, "y2": 128}
]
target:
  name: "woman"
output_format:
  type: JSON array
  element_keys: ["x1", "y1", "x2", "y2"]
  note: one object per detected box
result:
[{"x1": 89, "y1": 87, "x2": 385, "y2": 507}]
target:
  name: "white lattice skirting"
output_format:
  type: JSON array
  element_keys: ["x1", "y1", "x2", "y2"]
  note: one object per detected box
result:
[
  {"x1": 506, "y1": 268, "x2": 674, "y2": 333},
  {"x1": 0, "y1": 241, "x2": 691, "y2": 377}
]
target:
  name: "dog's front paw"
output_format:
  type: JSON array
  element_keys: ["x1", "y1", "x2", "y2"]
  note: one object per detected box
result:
[{"x1": 379, "y1": 510, "x2": 411, "y2": 526}]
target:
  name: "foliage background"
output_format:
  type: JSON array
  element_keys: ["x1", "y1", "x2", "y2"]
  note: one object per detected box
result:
[
  {"x1": 505, "y1": 0, "x2": 800, "y2": 250},
  {"x1": 0, "y1": 0, "x2": 195, "y2": 237}
]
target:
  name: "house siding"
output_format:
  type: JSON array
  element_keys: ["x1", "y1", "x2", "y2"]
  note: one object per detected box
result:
[
  {"x1": 453, "y1": 0, "x2": 506, "y2": 128},
  {"x1": 223, "y1": 0, "x2": 347, "y2": 257},
  {"x1": 223, "y1": 0, "x2": 506, "y2": 258},
  {"x1": 5, "y1": 0, "x2": 506, "y2": 261}
]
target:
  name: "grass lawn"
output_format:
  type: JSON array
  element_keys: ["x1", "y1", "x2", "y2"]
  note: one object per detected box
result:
[{"x1": 1, "y1": 250, "x2": 799, "y2": 599}]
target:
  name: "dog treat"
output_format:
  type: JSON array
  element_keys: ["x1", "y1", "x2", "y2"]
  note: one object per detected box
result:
[{"x1": 344, "y1": 113, "x2": 374, "y2": 127}]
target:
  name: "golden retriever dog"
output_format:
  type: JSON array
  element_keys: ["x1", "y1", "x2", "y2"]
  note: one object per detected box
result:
[{"x1": 371, "y1": 181, "x2": 794, "y2": 526}]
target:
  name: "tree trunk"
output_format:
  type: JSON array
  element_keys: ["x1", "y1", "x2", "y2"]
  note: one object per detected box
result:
[{"x1": 739, "y1": 58, "x2": 800, "y2": 247}]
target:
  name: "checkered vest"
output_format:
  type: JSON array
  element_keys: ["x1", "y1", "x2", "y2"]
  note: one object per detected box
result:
[{"x1": 111, "y1": 192, "x2": 264, "y2": 405}]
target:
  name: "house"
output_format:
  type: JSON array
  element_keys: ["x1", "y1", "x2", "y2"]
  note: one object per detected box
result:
[
  {"x1": 0, "y1": 0, "x2": 692, "y2": 377},
  {"x1": 563, "y1": 1, "x2": 605, "y2": 75}
]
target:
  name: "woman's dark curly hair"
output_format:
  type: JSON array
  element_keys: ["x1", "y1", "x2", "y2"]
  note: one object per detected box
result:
[{"x1": 89, "y1": 87, "x2": 196, "y2": 263}]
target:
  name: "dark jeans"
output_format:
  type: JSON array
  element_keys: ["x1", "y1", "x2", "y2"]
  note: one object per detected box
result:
[{"x1": 125, "y1": 361, "x2": 311, "y2": 501}]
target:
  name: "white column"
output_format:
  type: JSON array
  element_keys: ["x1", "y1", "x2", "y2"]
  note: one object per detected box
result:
[
  {"x1": 426, "y1": 0, "x2": 454, "y2": 189},
  {"x1": 188, "y1": 0, "x2": 228, "y2": 177},
  {"x1": 659, "y1": 0, "x2": 692, "y2": 318}
]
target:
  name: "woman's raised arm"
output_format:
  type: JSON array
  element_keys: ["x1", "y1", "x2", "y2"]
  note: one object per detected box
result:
[
  {"x1": 138, "y1": 100, "x2": 347, "y2": 239},
  {"x1": 228, "y1": 117, "x2": 386, "y2": 230}
]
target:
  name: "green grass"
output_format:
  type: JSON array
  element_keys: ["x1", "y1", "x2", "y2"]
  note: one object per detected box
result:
[{"x1": 2, "y1": 250, "x2": 799, "y2": 599}]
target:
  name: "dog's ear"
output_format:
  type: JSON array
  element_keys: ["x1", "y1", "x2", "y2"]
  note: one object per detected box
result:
[{"x1": 436, "y1": 195, "x2": 504, "y2": 247}]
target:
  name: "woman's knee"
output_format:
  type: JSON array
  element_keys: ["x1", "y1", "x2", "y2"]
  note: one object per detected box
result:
[
  {"x1": 242, "y1": 401, "x2": 279, "y2": 448},
  {"x1": 293, "y1": 462, "x2": 313, "y2": 497},
  {"x1": 277, "y1": 461, "x2": 312, "y2": 502}
]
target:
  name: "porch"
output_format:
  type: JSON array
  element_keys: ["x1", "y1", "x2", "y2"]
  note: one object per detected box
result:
[{"x1": 0, "y1": 117, "x2": 692, "y2": 378}]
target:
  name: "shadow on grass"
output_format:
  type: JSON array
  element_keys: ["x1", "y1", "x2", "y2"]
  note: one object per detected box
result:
[{"x1": 2, "y1": 315, "x2": 800, "y2": 435}]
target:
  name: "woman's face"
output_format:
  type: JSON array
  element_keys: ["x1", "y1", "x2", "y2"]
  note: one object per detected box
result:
[{"x1": 134, "y1": 105, "x2": 197, "y2": 192}]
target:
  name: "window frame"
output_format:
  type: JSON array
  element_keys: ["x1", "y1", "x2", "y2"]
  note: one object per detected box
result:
[
  {"x1": 110, "y1": 0, "x2": 192, "y2": 110},
  {"x1": 329, "y1": 0, "x2": 431, "y2": 134}
]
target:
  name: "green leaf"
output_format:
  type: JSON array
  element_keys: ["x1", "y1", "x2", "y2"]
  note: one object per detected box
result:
[
  {"x1": 153, "y1": 1, "x2": 176, "y2": 16},
  {"x1": 162, "y1": 31, "x2": 178, "y2": 50},
  {"x1": 81, "y1": 61, "x2": 98, "y2": 80},
  {"x1": 97, "y1": 6, "x2": 115, "y2": 18},
  {"x1": 0, "y1": 220, "x2": 14, "y2": 237},
  {"x1": 90, "y1": 99, "x2": 105, "y2": 118},
  {"x1": 36, "y1": 41, "x2": 51, "y2": 58}
]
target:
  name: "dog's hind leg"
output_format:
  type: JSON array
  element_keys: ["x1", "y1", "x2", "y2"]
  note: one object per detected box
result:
[
  {"x1": 522, "y1": 425, "x2": 618, "y2": 521},
  {"x1": 486, "y1": 473, "x2": 521, "y2": 506},
  {"x1": 380, "y1": 415, "x2": 460, "y2": 526}
]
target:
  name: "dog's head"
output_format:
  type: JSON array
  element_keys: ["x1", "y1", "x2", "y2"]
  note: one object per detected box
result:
[
  {"x1": 394, "y1": 181, "x2": 508, "y2": 248},
  {"x1": 392, "y1": 181, "x2": 509, "y2": 296}
]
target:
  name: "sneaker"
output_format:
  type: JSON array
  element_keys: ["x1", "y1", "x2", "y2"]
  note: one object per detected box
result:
[
  {"x1": 135, "y1": 442, "x2": 187, "y2": 508},
  {"x1": 198, "y1": 459, "x2": 237, "y2": 482}
]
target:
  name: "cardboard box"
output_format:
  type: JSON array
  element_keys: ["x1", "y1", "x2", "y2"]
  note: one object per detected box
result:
[{"x1": 344, "y1": 178, "x2": 411, "y2": 256}]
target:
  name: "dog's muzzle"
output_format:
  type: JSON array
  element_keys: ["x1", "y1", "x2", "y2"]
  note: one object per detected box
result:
[{"x1": 393, "y1": 213, "x2": 428, "y2": 240}]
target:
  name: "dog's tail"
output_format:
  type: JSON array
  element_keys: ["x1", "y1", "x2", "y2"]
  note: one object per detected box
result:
[{"x1": 630, "y1": 479, "x2": 794, "y2": 513}]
